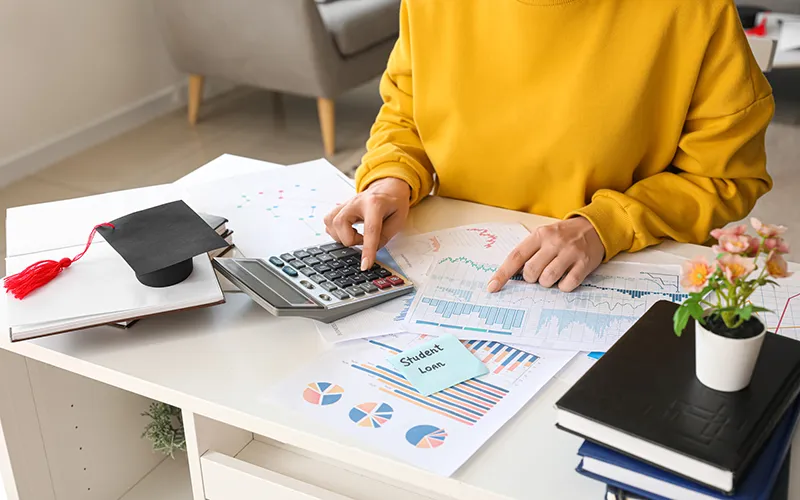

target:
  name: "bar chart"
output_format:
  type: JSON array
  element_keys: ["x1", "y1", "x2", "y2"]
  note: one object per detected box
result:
[{"x1": 407, "y1": 254, "x2": 687, "y2": 351}]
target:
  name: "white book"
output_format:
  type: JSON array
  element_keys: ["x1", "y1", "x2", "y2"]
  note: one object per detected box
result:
[{"x1": 4, "y1": 184, "x2": 224, "y2": 341}]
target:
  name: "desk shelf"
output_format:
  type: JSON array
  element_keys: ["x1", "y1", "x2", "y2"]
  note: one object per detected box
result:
[{"x1": 120, "y1": 455, "x2": 192, "y2": 500}]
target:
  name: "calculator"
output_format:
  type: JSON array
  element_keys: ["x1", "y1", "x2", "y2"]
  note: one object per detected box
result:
[{"x1": 212, "y1": 242, "x2": 414, "y2": 323}]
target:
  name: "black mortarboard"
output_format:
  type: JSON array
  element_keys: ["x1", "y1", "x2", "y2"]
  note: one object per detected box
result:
[{"x1": 97, "y1": 201, "x2": 229, "y2": 287}]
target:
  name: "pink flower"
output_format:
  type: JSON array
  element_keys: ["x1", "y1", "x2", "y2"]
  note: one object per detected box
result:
[
  {"x1": 766, "y1": 252, "x2": 794, "y2": 278},
  {"x1": 681, "y1": 257, "x2": 715, "y2": 292},
  {"x1": 717, "y1": 254, "x2": 756, "y2": 283},
  {"x1": 765, "y1": 237, "x2": 790, "y2": 254},
  {"x1": 712, "y1": 234, "x2": 753, "y2": 255},
  {"x1": 745, "y1": 236, "x2": 761, "y2": 257},
  {"x1": 751, "y1": 218, "x2": 787, "y2": 238},
  {"x1": 710, "y1": 225, "x2": 747, "y2": 240}
]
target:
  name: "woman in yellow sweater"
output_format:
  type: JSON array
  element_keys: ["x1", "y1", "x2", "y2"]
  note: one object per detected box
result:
[{"x1": 323, "y1": 0, "x2": 774, "y2": 293}]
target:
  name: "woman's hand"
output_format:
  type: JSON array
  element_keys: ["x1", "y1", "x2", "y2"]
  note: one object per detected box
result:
[
  {"x1": 488, "y1": 217, "x2": 605, "y2": 293},
  {"x1": 324, "y1": 178, "x2": 412, "y2": 271}
]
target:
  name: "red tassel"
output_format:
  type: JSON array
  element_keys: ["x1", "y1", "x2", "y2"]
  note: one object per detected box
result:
[
  {"x1": 745, "y1": 18, "x2": 768, "y2": 37},
  {"x1": 3, "y1": 223, "x2": 114, "y2": 299}
]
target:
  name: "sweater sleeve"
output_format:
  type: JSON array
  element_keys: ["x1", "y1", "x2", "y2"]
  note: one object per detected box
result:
[
  {"x1": 569, "y1": 2, "x2": 774, "y2": 261},
  {"x1": 354, "y1": 0, "x2": 435, "y2": 206}
]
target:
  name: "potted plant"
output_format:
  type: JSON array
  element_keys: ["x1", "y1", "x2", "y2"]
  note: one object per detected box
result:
[{"x1": 673, "y1": 218, "x2": 793, "y2": 392}]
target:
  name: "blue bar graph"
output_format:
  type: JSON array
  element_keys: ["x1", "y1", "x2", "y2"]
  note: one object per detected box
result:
[{"x1": 420, "y1": 297, "x2": 526, "y2": 330}]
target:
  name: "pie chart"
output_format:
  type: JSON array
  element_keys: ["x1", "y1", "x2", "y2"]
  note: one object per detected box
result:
[
  {"x1": 302, "y1": 382, "x2": 344, "y2": 406},
  {"x1": 405, "y1": 425, "x2": 447, "y2": 449},
  {"x1": 348, "y1": 402, "x2": 394, "y2": 428}
]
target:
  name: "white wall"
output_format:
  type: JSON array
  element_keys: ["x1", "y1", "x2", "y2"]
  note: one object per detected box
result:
[{"x1": 0, "y1": 0, "x2": 185, "y2": 186}]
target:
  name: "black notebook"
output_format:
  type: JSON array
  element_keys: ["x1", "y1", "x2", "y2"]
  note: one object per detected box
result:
[{"x1": 556, "y1": 301, "x2": 800, "y2": 494}]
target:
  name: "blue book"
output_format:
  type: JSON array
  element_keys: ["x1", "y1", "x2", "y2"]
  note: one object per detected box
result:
[{"x1": 576, "y1": 401, "x2": 800, "y2": 500}]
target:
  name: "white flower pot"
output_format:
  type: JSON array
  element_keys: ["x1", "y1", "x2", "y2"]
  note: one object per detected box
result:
[{"x1": 695, "y1": 318, "x2": 766, "y2": 392}]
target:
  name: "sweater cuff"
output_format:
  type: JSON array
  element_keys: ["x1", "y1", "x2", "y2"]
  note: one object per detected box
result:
[
  {"x1": 567, "y1": 196, "x2": 635, "y2": 262},
  {"x1": 355, "y1": 162, "x2": 424, "y2": 205}
]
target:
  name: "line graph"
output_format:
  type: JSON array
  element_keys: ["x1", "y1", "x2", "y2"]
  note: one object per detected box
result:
[
  {"x1": 748, "y1": 278, "x2": 800, "y2": 338},
  {"x1": 466, "y1": 228, "x2": 499, "y2": 249},
  {"x1": 406, "y1": 254, "x2": 687, "y2": 351}
]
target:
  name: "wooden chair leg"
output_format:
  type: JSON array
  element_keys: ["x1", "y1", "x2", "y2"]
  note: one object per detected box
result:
[
  {"x1": 188, "y1": 74, "x2": 205, "y2": 125},
  {"x1": 317, "y1": 97, "x2": 336, "y2": 157}
]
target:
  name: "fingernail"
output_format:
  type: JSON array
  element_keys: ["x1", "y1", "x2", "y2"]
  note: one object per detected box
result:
[
  {"x1": 487, "y1": 280, "x2": 499, "y2": 293},
  {"x1": 361, "y1": 258, "x2": 369, "y2": 271}
]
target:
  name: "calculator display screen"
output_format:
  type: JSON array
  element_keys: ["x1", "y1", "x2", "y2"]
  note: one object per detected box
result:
[{"x1": 239, "y1": 261, "x2": 316, "y2": 306}]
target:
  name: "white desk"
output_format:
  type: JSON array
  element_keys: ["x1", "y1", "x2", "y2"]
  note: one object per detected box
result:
[{"x1": 1, "y1": 158, "x2": 799, "y2": 500}]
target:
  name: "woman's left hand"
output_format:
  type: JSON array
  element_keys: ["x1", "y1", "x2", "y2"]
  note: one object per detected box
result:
[{"x1": 487, "y1": 217, "x2": 605, "y2": 293}]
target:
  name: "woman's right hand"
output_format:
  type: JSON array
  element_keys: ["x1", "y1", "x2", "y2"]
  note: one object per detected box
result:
[{"x1": 324, "y1": 177, "x2": 412, "y2": 271}]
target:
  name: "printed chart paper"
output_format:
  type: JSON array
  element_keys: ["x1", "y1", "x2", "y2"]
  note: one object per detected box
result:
[
  {"x1": 271, "y1": 333, "x2": 576, "y2": 475},
  {"x1": 751, "y1": 275, "x2": 800, "y2": 339},
  {"x1": 315, "y1": 223, "x2": 530, "y2": 343},
  {"x1": 183, "y1": 159, "x2": 355, "y2": 257},
  {"x1": 405, "y1": 251, "x2": 687, "y2": 351}
]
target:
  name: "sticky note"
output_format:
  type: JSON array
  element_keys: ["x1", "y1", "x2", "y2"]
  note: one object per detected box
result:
[{"x1": 388, "y1": 334, "x2": 488, "y2": 396}]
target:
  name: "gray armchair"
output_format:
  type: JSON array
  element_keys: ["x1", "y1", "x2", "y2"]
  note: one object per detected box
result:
[{"x1": 153, "y1": 0, "x2": 400, "y2": 156}]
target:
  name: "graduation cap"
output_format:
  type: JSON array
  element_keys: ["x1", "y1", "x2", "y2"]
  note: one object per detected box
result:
[{"x1": 4, "y1": 201, "x2": 229, "y2": 298}]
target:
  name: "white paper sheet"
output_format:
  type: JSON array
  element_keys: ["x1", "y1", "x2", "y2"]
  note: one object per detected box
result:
[
  {"x1": 182, "y1": 159, "x2": 355, "y2": 258},
  {"x1": 174, "y1": 154, "x2": 282, "y2": 187},
  {"x1": 405, "y1": 251, "x2": 687, "y2": 351},
  {"x1": 269, "y1": 333, "x2": 576, "y2": 476},
  {"x1": 315, "y1": 223, "x2": 531, "y2": 343}
]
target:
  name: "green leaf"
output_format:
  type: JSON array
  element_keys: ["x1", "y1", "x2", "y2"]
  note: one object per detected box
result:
[
  {"x1": 687, "y1": 301, "x2": 704, "y2": 321},
  {"x1": 739, "y1": 304, "x2": 753, "y2": 320},
  {"x1": 673, "y1": 306, "x2": 690, "y2": 337},
  {"x1": 749, "y1": 306, "x2": 772, "y2": 313}
]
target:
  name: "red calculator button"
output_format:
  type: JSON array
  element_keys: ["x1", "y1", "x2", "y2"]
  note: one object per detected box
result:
[
  {"x1": 386, "y1": 276, "x2": 405, "y2": 286},
  {"x1": 372, "y1": 278, "x2": 391, "y2": 289}
]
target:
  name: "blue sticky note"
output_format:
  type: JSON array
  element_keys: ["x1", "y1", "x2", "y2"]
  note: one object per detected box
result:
[{"x1": 388, "y1": 334, "x2": 488, "y2": 396}]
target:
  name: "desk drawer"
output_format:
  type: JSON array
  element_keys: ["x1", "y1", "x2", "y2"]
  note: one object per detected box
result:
[{"x1": 200, "y1": 439, "x2": 440, "y2": 500}]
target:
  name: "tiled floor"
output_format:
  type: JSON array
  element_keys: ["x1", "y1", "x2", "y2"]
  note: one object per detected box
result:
[{"x1": 1, "y1": 70, "x2": 799, "y2": 278}]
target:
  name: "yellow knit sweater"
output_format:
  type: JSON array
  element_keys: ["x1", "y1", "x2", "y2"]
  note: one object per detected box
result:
[{"x1": 355, "y1": 0, "x2": 774, "y2": 259}]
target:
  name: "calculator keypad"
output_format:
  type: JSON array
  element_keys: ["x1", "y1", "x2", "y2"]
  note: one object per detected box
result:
[{"x1": 266, "y1": 243, "x2": 410, "y2": 307}]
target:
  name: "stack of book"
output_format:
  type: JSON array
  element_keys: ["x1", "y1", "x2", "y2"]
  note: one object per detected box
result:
[
  {"x1": 200, "y1": 213, "x2": 234, "y2": 258},
  {"x1": 556, "y1": 301, "x2": 800, "y2": 500}
]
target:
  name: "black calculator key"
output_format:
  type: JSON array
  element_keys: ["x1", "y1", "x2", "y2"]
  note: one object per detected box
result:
[
  {"x1": 371, "y1": 263, "x2": 382, "y2": 271},
  {"x1": 350, "y1": 274, "x2": 368, "y2": 284},
  {"x1": 280, "y1": 253, "x2": 295, "y2": 262},
  {"x1": 299, "y1": 267, "x2": 316, "y2": 277},
  {"x1": 364, "y1": 271, "x2": 380, "y2": 280},
  {"x1": 334, "y1": 277, "x2": 354, "y2": 288},
  {"x1": 282, "y1": 266, "x2": 298, "y2": 277},
  {"x1": 293, "y1": 250, "x2": 311, "y2": 259},
  {"x1": 321, "y1": 242, "x2": 346, "y2": 252},
  {"x1": 328, "y1": 247, "x2": 360, "y2": 259},
  {"x1": 302, "y1": 257, "x2": 321, "y2": 266},
  {"x1": 377, "y1": 268, "x2": 392, "y2": 278},
  {"x1": 331, "y1": 289, "x2": 350, "y2": 300},
  {"x1": 361, "y1": 282, "x2": 379, "y2": 293},
  {"x1": 323, "y1": 270, "x2": 342, "y2": 280},
  {"x1": 310, "y1": 274, "x2": 327, "y2": 284},
  {"x1": 320, "y1": 281, "x2": 338, "y2": 292},
  {"x1": 287, "y1": 259, "x2": 305, "y2": 269},
  {"x1": 340, "y1": 267, "x2": 358, "y2": 277},
  {"x1": 329, "y1": 260, "x2": 345, "y2": 270},
  {"x1": 346, "y1": 285, "x2": 365, "y2": 297},
  {"x1": 307, "y1": 247, "x2": 323, "y2": 256},
  {"x1": 268, "y1": 256, "x2": 284, "y2": 267},
  {"x1": 343, "y1": 256, "x2": 361, "y2": 266},
  {"x1": 318, "y1": 253, "x2": 333, "y2": 263},
  {"x1": 312, "y1": 264, "x2": 332, "y2": 273}
]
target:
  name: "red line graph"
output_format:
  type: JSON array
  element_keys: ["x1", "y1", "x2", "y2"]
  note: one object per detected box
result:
[
  {"x1": 467, "y1": 228, "x2": 498, "y2": 249},
  {"x1": 775, "y1": 292, "x2": 800, "y2": 334}
]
